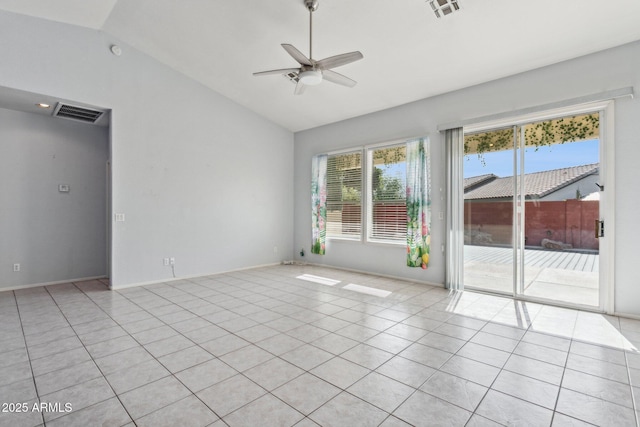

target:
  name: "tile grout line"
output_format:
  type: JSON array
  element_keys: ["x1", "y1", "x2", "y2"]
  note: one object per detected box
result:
[
  {"x1": 458, "y1": 303, "x2": 533, "y2": 426},
  {"x1": 83, "y1": 280, "x2": 233, "y2": 425},
  {"x1": 624, "y1": 349, "x2": 640, "y2": 427},
  {"x1": 60, "y1": 278, "x2": 276, "y2": 425},
  {"x1": 548, "y1": 308, "x2": 581, "y2": 426},
  {"x1": 175, "y1": 270, "x2": 425, "y2": 425},
  {"x1": 6, "y1": 265, "x2": 640, "y2": 427},
  {"x1": 39, "y1": 282, "x2": 138, "y2": 426},
  {"x1": 184, "y1": 267, "x2": 634, "y2": 425},
  {"x1": 98, "y1": 274, "x2": 354, "y2": 424},
  {"x1": 10, "y1": 289, "x2": 46, "y2": 426}
]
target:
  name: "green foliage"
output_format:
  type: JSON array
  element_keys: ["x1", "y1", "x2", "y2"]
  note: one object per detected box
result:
[
  {"x1": 342, "y1": 185, "x2": 361, "y2": 202},
  {"x1": 524, "y1": 114, "x2": 599, "y2": 151},
  {"x1": 371, "y1": 146, "x2": 406, "y2": 201},
  {"x1": 464, "y1": 129, "x2": 513, "y2": 166},
  {"x1": 327, "y1": 154, "x2": 361, "y2": 203},
  {"x1": 464, "y1": 113, "x2": 599, "y2": 166},
  {"x1": 372, "y1": 146, "x2": 405, "y2": 164},
  {"x1": 372, "y1": 167, "x2": 404, "y2": 201}
]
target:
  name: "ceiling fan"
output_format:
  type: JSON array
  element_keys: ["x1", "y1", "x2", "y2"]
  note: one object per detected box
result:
[{"x1": 253, "y1": 0, "x2": 363, "y2": 95}]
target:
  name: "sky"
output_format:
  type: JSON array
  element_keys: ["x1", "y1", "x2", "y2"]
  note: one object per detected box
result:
[{"x1": 463, "y1": 138, "x2": 599, "y2": 178}]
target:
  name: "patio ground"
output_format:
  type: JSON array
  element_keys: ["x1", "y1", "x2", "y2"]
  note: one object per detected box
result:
[{"x1": 464, "y1": 245, "x2": 599, "y2": 307}]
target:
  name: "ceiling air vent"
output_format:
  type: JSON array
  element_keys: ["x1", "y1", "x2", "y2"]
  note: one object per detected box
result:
[{"x1": 53, "y1": 103, "x2": 104, "y2": 124}]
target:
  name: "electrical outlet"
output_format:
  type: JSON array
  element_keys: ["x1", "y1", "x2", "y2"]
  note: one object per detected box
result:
[
  {"x1": 13, "y1": 263, "x2": 20, "y2": 272},
  {"x1": 163, "y1": 258, "x2": 169, "y2": 266},
  {"x1": 169, "y1": 257, "x2": 175, "y2": 265},
  {"x1": 273, "y1": 246, "x2": 278, "y2": 254},
  {"x1": 439, "y1": 211, "x2": 444, "y2": 220}
]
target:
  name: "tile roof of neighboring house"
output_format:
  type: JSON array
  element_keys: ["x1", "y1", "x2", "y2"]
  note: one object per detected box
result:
[
  {"x1": 463, "y1": 174, "x2": 497, "y2": 191},
  {"x1": 464, "y1": 163, "x2": 598, "y2": 200}
]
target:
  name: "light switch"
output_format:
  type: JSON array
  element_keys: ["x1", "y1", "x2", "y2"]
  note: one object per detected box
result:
[{"x1": 58, "y1": 184, "x2": 70, "y2": 193}]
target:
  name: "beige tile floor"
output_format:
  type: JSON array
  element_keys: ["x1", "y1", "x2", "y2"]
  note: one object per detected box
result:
[{"x1": 1, "y1": 264, "x2": 639, "y2": 427}]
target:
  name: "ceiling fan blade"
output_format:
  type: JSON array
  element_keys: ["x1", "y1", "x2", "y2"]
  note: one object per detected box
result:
[
  {"x1": 282, "y1": 44, "x2": 312, "y2": 66},
  {"x1": 253, "y1": 68, "x2": 300, "y2": 76},
  {"x1": 294, "y1": 81, "x2": 306, "y2": 95},
  {"x1": 322, "y1": 70, "x2": 357, "y2": 88},
  {"x1": 315, "y1": 51, "x2": 363, "y2": 70}
]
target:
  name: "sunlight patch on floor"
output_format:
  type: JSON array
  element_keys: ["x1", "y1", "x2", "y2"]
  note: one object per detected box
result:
[
  {"x1": 296, "y1": 274, "x2": 341, "y2": 286},
  {"x1": 343, "y1": 283, "x2": 392, "y2": 298}
]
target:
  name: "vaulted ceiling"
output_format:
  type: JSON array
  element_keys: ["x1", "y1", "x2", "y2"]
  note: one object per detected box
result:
[{"x1": 1, "y1": 0, "x2": 640, "y2": 131}]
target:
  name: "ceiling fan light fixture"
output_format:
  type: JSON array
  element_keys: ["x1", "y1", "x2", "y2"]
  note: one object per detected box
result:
[
  {"x1": 429, "y1": 0, "x2": 460, "y2": 18},
  {"x1": 299, "y1": 70, "x2": 323, "y2": 85},
  {"x1": 253, "y1": 0, "x2": 362, "y2": 94}
]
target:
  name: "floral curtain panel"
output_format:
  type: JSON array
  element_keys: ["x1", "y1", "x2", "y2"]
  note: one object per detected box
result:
[
  {"x1": 406, "y1": 138, "x2": 431, "y2": 269},
  {"x1": 311, "y1": 154, "x2": 328, "y2": 255}
]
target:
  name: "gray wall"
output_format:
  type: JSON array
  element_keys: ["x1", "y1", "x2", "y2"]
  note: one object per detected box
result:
[
  {"x1": 294, "y1": 41, "x2": 640, "y2": 316},
  {"x1": 0, "y1": 108, "x2": 108, "y2": 289},
  {"x1": 0, "y1": 11, "x2": 294, "y2": 288}
]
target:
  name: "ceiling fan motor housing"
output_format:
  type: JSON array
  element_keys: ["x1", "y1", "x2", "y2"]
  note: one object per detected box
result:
[{"x1": 304, "y1": 0, "x2": 319, "y2": 12}]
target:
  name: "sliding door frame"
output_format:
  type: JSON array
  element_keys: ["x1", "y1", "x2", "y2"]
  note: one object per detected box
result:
[{"x1": 459, "y1": 100, "x2": 615, "y2": 314}]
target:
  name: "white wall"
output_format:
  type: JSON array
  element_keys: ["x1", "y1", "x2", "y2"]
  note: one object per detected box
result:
[
  {"x1": 0, "y1": 11, "x2": 294, "y2": 287},
  {"x1": 0, "y1": 108, "x2": 108, "y2": 289},
  {"x1": 294, "y1": 41, "x2": 640, "y2": 316},
  {"x1": 541, "y1": 174, "x2": 600, "y2": 202}
]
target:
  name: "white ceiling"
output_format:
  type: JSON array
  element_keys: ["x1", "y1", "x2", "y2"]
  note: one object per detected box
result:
[{"x1": 2, "y1": 0, "x2": 640, "y2": 132}]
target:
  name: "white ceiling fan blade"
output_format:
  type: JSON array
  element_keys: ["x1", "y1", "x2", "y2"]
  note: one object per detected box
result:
[
  {"x1": 282, "y1": 44, "x2": 312, "y2": 66},
  {"x1": 316, "y1": 51, "x2": 363, "y2": 70},
  {"x1": 253, "y1": 68, "x2": 300, "y2": 76},
  {"x1": 294, "y1": 81, "x2": 306, "y2": 95},
  {"x1": 322, "y1": 70, "x2": 357, "y2": 88}
]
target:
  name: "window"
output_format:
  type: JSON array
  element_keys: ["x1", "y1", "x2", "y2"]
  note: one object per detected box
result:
[
  {"x1": 322, "y1": 141, "x2": 418, "y2": 245},
  {"x1": 326, "y1": 151, "x2": 362, "y2": 239},
  {"x1": 368, "y1": 144, "x2": 407, "y2": 243}
]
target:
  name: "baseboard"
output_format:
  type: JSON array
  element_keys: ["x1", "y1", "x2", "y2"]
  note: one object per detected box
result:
[
  {"x1": 614, "y1": 311, "x2": 640, "y2": 320},
  {"x1": 297, "y1": 261, "x2": 445, "y2": 289},
  {"x1": 0, "y1": 276, "x2": 108, "y2": 292},
  {"x1": 109, "y1": 262, "x2": 282, "y2": 290}
]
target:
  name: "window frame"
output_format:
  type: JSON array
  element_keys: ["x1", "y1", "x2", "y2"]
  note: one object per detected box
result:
[
  {"x1": 365, "y1": 141, "x2": 408, "y2": 245},
  {"x1": 322, "y1": 137, "x2": 422, "y2": 246},
  {"x1": 324, "y1": 148, "x2": 364, "y2": 242}
]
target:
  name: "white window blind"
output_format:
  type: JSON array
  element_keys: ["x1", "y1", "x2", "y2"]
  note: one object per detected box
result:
[
  {"x1": 368, "y1": 144, "x2": 407, "y2": 242},
  {"x1": 326, "y1": 151, "x2": 362, "y2": 239}
]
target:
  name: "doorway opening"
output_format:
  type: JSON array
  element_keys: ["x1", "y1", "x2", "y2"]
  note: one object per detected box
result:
[
  {"x1": 461, "y1": 105, "x2": 611, "y2": 311},
  {"x1": 0, "y1": 86, "x2": 112, "y2": 291}
]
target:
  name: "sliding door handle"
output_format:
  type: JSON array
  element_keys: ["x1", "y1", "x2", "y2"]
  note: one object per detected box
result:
[{"x1": 595, "y1": 219, "x2": 604, "y2": 238}]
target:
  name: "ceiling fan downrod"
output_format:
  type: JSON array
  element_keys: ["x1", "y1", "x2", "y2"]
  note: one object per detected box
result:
[{"x1": 305, "y1": 0, "x2": 319, "y2": 64}]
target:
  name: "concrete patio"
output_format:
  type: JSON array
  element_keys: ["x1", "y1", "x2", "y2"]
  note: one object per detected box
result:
[{"x1": 464, "y1": 245, "x2": 599, "y2": 307}]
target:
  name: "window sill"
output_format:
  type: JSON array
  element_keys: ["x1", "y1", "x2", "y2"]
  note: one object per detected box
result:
[
  {"x1": 326, "y1": 237, "x2": 406, "y2": 248},
  {"x1": 327, "y1": 236, "x2": 362, "y2": 243},
  {"x1": 366, "y1": 238, "x2": 405, "y2": 247}
]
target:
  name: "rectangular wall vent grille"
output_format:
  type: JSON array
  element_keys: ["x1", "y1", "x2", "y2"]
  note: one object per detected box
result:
[{"x1": 54, "y1": 103, "x2": 104, "y2": 123}]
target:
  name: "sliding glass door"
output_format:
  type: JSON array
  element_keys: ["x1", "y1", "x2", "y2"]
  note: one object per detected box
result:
[
  {"x1": 462, "y1": 111, "x2": 603, "y2": 309},
  {"x1": 463, "y1": 127, "x2": 516, "y2": 294}
]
